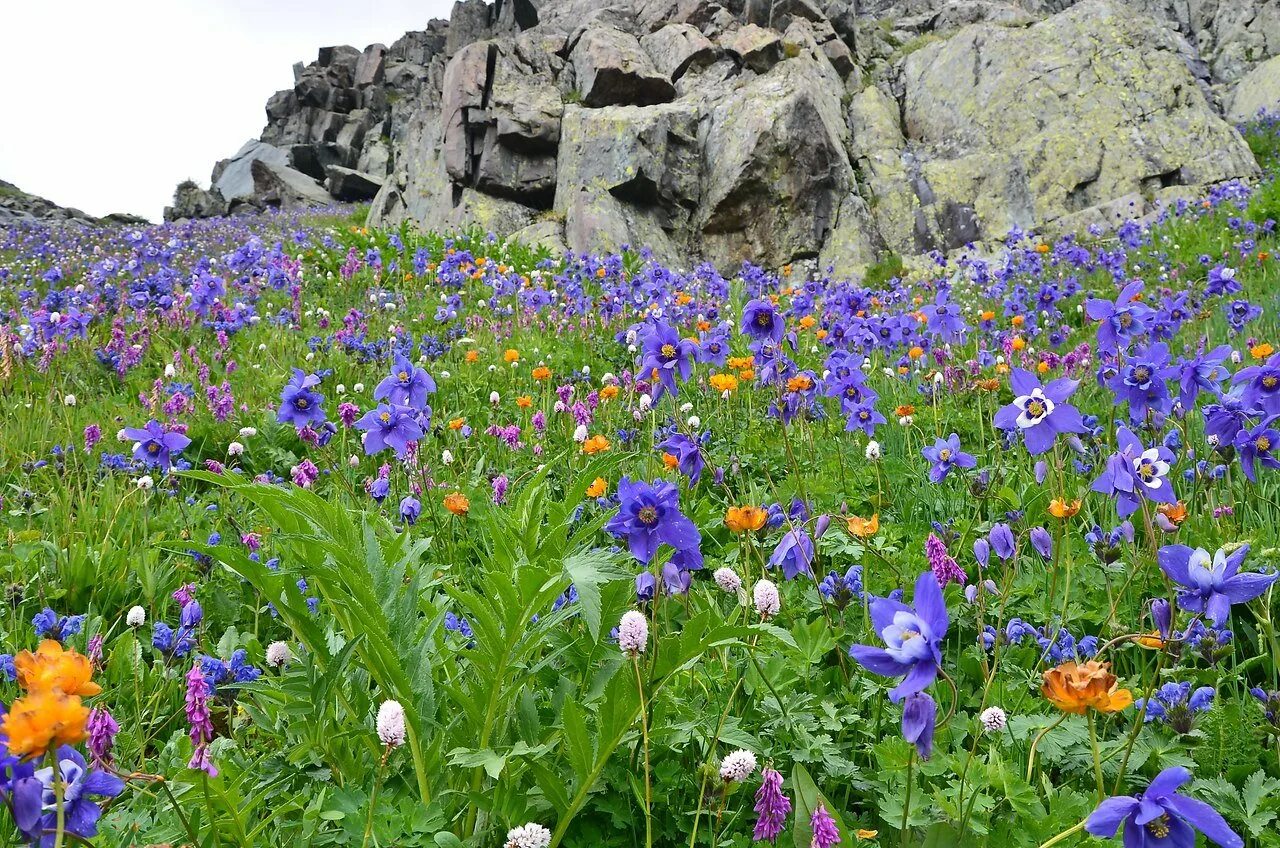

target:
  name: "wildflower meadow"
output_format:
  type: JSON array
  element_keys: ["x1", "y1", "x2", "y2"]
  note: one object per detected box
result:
[{"x1": 3, "y1": 116, "x2": 1280, "y2": 848}]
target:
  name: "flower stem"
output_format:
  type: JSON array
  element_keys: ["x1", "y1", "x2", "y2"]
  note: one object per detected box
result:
[
  {"x1": 1026, "y1": 714, "x2": 1066, "y2": 783},
  {"x1": 1087, "y1": 712, "x2": 1105, "y2": 803},
  {"x1": 633, "y1": 654, "x2": 653, "y2": 848},
  {"x1": 1038, "y1": 820, "x2": 1085, "y2": 848},
  {"x1": 901, "y1": 751, "x2": 914, "y2": 848},
  {"x1": 52, "y1": 752, "x2": 65, "y2": 848},
  {"x1": 361, "y1": 747, "x2": 389, "y2": 848}
]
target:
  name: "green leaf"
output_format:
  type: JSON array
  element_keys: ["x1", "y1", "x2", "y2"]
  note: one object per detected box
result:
[
  {"x1": 562, "y1": 548, "x2": 628, "y2": 642},
  {"x1": 434, "y1": 833, "x2": 465, "y2": 848},
  {"x1": 791, "y1": 763, "x2": 853, "y2": 848}
]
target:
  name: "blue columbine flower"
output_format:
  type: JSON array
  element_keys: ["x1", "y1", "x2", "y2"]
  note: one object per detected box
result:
[
  {"x1": 993, "y1": 369, "x2": 1088, "y2": 455},
  {"x1": 1085, "y1": 766, "x2": 1241, "y2": 848},
  {"x1": 921, "y1": 433, "x2": 976, "y2": 483},
  {"x1": 849, "y1": 571, "x2": 949, "y2": 703},
  {"x1": 1091, "y1": 427, "x2": 1176, "y2": 518},
  {"x1": 768, "y1": 528, "x2": 815, "y2": 580},
  {"x1": 1136, "y1": 682, "x2": 1214, "y2": 734},
  {"x1": 657, "y1": 431, "x2": 705, "y2": 485},
  {"x1": 901, "y1": 691, "x2": 937, "y2": 759},
  {"x1": 604, "y1": 477, "x2": 701, "y2": 565},
  {"x1": 638, "y1": 321, "x2": 696, "y2": 401},
  {"x1": 1157, "y1": 543, "x2": 1277, "y2": 625},
  {"x1": 374, "y1": 353, "x2": 436, "y2": 410},
  {"x1": 741, "y1": 298, "x2": 785, "y2": 343},
  {"x1": 9, "y1": 745, "x2": 125, "y2": 846},
  {"x1": 277, "y1": 369, "x2": 326, "y2": 429},
  {"x1": 1233, "y1": 416, "x2": 1280, "y2": 482},
  {"x1": 354, "y1": 404, "x2": 424, "y2": 458},
  {"x1": 121, "y1": 420, "x2": 192, "y2": 470}
]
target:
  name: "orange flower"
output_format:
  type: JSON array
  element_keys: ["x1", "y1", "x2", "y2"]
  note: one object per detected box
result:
[
  {"x1": 600, "y1": 385, "x2": 620, "y2": 401},
  {"x1": 907, "y1": 345, "x2": 924, "y2": 360},
  {"x1": 443, "y1": 492, "x2": 470, "y2": 517},
  {"x1": 1041, "y1": 661, "x2": 1133, "y2": 714},
  {"x1": 856, "y1": 830, "x2": 879, "y2": 841},
  {"x1": 448, "y1": 417, "x2": 466, "y2": 430},
  {"x1": 465, "y1": 350, "x2": 479, "y2": 363},
  {"x1": 846, "y1": 513, "x2": 879, "y2": 539},
  {"x1": 724, "y1": 506, "x2": 768, "y2": 534},
  {"x1": 1011, "y1": 337, "x2": 1026, "y2": 351},
  {"x1": 516, "y1": 395, "x2": 533, "y2": 409},
  {"x1": 1049, "y1": 498, "x2": 1082, "y2": 519},
  {"x1": 596, "y1": 267, "x2": 607, "y2": 278},
  {"x1": 662, "y1": 452, "x2": 680, "y2": 470},
  {"x1": 799, "y1": 315, "x2": 817, "y2": 329},
  {"x1": 503, "y1": 349, "x2": 520, "y2": 363},
  {"x1": 1036, "y1": 361, "x2": 1050, "y2": 374},
  {"x1": 1251, "y1": 342, "x2": 1274, "y2": 360},
  {"x1": 786, "y1": 374, "x2": 813, "y2": 393},
  {"x1": 585, "y1": 478, "x2": 607, "y2": 498},
  {"x1": 894, "y1": 404, "x2": 915, "y2": 417},
  {"x1": 815, "y1": 328, "x2": 828, "y2": 340},
  {"x1": 738, "y1": 368, "x2": 755, "y2": 381},
  {"x1": 1011, "y1": 315, "x2": 1026, "y2": 327},
  {"x1": 581, "y1": 435, "x2": 611, "y2": 455},
  {"x1": 2, "y1": 690, "x2": 89, "y2": 759},
  {"x1": 1137, "y1": 632, "x2": 1165, "y2": 650},
  {"x1": 980, "y1": 310, "x2": 996, "y2": 322},
  {"x1": 1035, "y1": 243, "x2": 1050, "y2": 254},
  {"x1": 727, "y1": 355, "x2": 754, "y2": 371},
  {"x1": 709, "y1": 373, "x2": 739, "y2": 393},
  {"x1": 975, "y1": 378, "x2": 1001, "y2": 392},
  {"x1": 15, "y1": 640, "x2": 101, "y2": 697},
  {"x1": 532, "y1": 366, "x2": 551, "y2": 381},
  {"x1": 1157, "y1": 501, "x2": 1188, "y2": 528}
]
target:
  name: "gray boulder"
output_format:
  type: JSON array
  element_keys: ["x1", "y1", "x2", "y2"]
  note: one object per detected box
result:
[
  {"x1": 571, "y1": 27, "x2": 677, "y2": 106},
  {"x1": 249, "y1": 159, "x2": 332, "y2": 209},
  {"x1": 213, "y1": 141, "x2": 291, "y2": 202},
  {"x1": 1227, "y1": 55, "x2": 1280, "y2": 122},
  {"x1": 640, "y1": 23, "x2": 719, "y2": 80},
  {"x1": 165, "y1": 181, "x2": 228, "y2": 221},
  {"x1": 325, "y1": 166, "x2": 384, "y2": 201}
]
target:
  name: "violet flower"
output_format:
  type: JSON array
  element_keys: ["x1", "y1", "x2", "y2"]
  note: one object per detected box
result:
[
  {"x1": 993, "y1": 369, "x2": 1087, "y2": 455},
  {"x1": 1157, "y1": 543, "x2": 1277, "y2": 625},
  {"x1": 849, "y1": 571, "x2": 949, "y2": 702},
  {"x1": 921, "y1": 433, "x2": 976, "y2": 483},
  {"x1": 121, "y1": 419, "x2": 191, "y2": 470},
  {"x1": 1085, "y1": 766, "x2": 1241, "y2": 848},
  {"x1": 1090, "y1": 426, "x2": 1176, "y2": 518},
  {"x1": 901, "y1": 691, "x2": 937, "y2": 759},
  {"x1": 753, "y1": 767, "x2": 792, "y2": 842},
  {"x1": 605, "y1": 477, "x2": 701, "y2": 565}
]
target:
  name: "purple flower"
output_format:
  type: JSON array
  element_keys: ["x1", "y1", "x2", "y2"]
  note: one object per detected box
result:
[
  {"x1": 399, "y1": 496, "x2": 421, "y2": 526},
  {"x1": 638, "y1": 321, "x2": 696, "y2": 401},
  {"x1": 753, "y1": 767, "x2": 792, "y2": 842},
  {"x1": 10, "y1": 745, "x2": 124, "y2": 847},
  {"x1": 1175, "y1": 345, "x2": 1231, "y2": 409},
  {"x1": 768, "y1": 528, "x2": 815, "y2": 580},
  {"x1": 989, "y1": 524, "x2": 1015, "y2": 561},
  {"x1": 925, "y1": 533, "x2": 966, "y2": 586},
  {"x1": 1158, "y1": 543, "x2": 1277, "y2": 625},
  {"x1": 1084, "y1": 280, "x2": 1152, "y2": 352},
  {"x1": 375, "y1": 353, "x2": 436, "y2": 410},
  {"x1": 849, "y1": 571, "x2": 948, "y2": 703},
  {"x1": 1233, "y1": 417, "x2": 1280, "y2": 482},
  {"x1": 86, "y1": 708, "x2": 119, "y2": 769},
  {"x1": 354, "y1": 404, "x2": 424, "y2": 458},
  {"x1": 1090, "y1": 427, "x2": 1176, "y2": 518},
  {"x1": 1085, "y1": 766, "x2": 1241, "y2": 848},
  {"x1": 1107, "y1": 343, "x2": 1176, "y2": 423},
  {"x1": 844, "y1": 401, "x2": 885, "y2": 436},
  {"x1": 741, "y1": 298, "x2": 785, "y2": 343},
  {"x1": 901, "y1": 691, "x2": 937, "y2": 759},
  {"x1": 920, "y1": 291, "x2": 967, "y2": 341},
  {"x1": 658, "y1": 431, "x2": 705, "y2": 485},
  {"x1": 809, "y1": 803, "x2": 841, "y2": 848},
  {"x1": 185, "y1": 662, "x2": 218, "y2": 776},
  {"x1": 1136, "y1": 682, "x2": 1215, "y2": 733},
  {"x1": 121, "y1": 419, "x2": 191, "y2": 470},
  {"x1": 921, "y1": 433, "x2": 976, "y2": 482},
  {"x1": 1151, "y1": 598, "x2": 1172, "y2": 640},
  {"x1": 993, "y1": 369, "x2": 1087, "y2": 455},
  {"x1": 277, "y1": 369, "x2": 326, "y2": 429},
  {"x1": 605, "y1": 477, "x2": 701, "y2": 565},
  {"x1": 1029, "y1": 527, "x2": 1052, "y2": 560},
  {"x1": 1231, "y1": 351, "x2": 1280, "y2": 415}
]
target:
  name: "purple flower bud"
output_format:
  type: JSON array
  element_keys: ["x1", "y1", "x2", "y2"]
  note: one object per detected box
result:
[
  {"x1": 983, "y1": 579, "x2": 998, "y2": 595},
  {"x1": 989, "y1": 523, "x2": 1016, "y2": 560},
  {"x1": 1151, "y1": 597, "x2": 1172, "y2": 639},
  {"x1": 973, "y1": 538, "x2": 990, "y2": 568},
  {"x1": 815, "y1": 514, "x2": 832, "y2": 539},
  {"x1": 902, "y1": 691, "x2": 937, "y2": 759},
  {"x1": 636, "y1": 572, "x2": 657, "y2": 603},
  {"x1": 964, "y1": 584, "x2": 978, "y2": 603},
  {"x1": 180, "y1": 599, "x2": 203, "y2": 628},
  {"x1": 1035, "y1": 461, "x2": 1048, "y2": 484},
  {"x1": 1030, "y1": 527, "x2": 1053, "y2": 561}
]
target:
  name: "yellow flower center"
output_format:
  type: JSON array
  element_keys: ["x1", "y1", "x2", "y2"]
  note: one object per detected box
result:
[
  {"x1": 1264, "y1": 375, "x2": 1278, "y2": 389},
  {"x1": 939, "y1": 449, "x2": 951, "y2": 462},
  {"x1": 296, "y1": 398, "x2": 308, "y2": 409},
  {"x1": 1145, "y1": 816, "x2": 1170, "y2": 839},
  {"x1": 637, "y1": 506, "x2": 658, "y2": 525},
  {"x1": 1025, "y1": 400, "x2": 1045, "y2": 418},
  {"x1": 1257, "y1": 435, "x2": 1272, "y2": 452},
  {"x1": 398, "y1": 371, "x2": 409, "y2": 381},
  {"x1": 380, "y1": 412, "x2": 391, "y2": 424},
  {"x1": 661, "y1": 343, "x2": 675, "y2": 358}
]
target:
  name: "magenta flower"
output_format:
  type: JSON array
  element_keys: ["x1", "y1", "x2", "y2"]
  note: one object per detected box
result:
[
  {"x1": 186, "y1": 662, "x2": 218, "y2": 776},
  {"x1": 809, "y1": 803, "x2": 840, "y2": 848},
  {"x1": 753, "y1": 767, "x2": 792, "y2": 842}
]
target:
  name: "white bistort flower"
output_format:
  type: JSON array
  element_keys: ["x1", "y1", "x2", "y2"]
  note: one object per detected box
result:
[
  {"x1": 980, "y1": 706, "x2": 1008, "y2": 733},
  {"x1": 266, "y1": 641, "x2": 293, "y2": 668},
  {"x1": 376, "y1": 700, "x2": 407, "y2": 747},
  {"x1": 617, "y1": 610, "x2": 649, "y2": 655},
  {"x1": 719, "y1": 749, "x2": 758, "y2": 783},
  {"x1": 865, "y1": 440, "x2": 882, "y2": 461},
  {"x1": 126, "y1": 605, "x2": 146, "y2": 627},
  {"x1": 505, "y1": 823, "x2": 552, "y2": 848},
  {"x1": 753, "y1": 579, "x2": 780, "y2": 619},
  {"x1": 713, "y1": 567, "x2": 741, "y2": 593}
]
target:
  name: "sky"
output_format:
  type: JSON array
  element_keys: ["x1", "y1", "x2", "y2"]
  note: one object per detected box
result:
[{"x1": 0, "y1": 0, "x2": 455, "y2": 222}]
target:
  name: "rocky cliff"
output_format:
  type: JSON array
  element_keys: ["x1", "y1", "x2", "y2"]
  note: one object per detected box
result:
[
  {"x1": 166, "y1": 0, "x2": 1280, "y2": 272},
  {"x1": 1, "y1": 180, "x2": 148, "y2": 228}
]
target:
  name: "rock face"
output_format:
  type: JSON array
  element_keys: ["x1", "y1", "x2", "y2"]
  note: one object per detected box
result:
[
  {"x1": 167, "y1": 0, "x2": 1275, "y2": 271},
  {"x1": 1, "y1": 179, "x2": 147, "y2": 228},
  {"x1": 1228, "y1": 55, "x2": 1280, "y2": 122}
]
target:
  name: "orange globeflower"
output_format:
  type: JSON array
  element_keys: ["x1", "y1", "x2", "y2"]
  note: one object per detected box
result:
[
  {"x1": 976, "y1": 378, "x2": 1001, "y2": 392},
  {"x1": 1011, "y1": 337, "x2": 1027, "y2": 351},
  {"x1": 516, "y1": 395, "x2": 533, "y2": 409},
  {"x1": 894, "y1": 404, "x2": 915, "y2": 418},
  {"x1": 600, "y1": 385, "x2": 620, "y2": 401},
  {"x1": 1250, "y1": 342, "x2": 1274, "y2": 360},
  {"x1": 15, "y1": 640, "x2": 101, "y2": 697},
  {"x1": 465, "y1": 350, "x2": 479, "y2": 363},
  {"x1": 1011, "y1": 315, "x2": 1026, "y2": 327},
  {"x1": 662, "y1": 453, "x2": 680, "y2": 470},
  {"x1": 1036, "y1": 361, "x2": 1050, "y2": 374},
  {"x1": 531, "y1": 366, "x2": 551, "y2": 381},
  {"x1": 907, "y1": 346, "x2": 924, "y2": 360},
  {"x1": 799, "y1": 315, "x2": 817, "y2": 330},
  {"x1": 738, "y1": 368, "x2": 755, "y2": 381},
  {"x1": 1041, "y1": 660, "x2": 1133, "y2": 714},
  {"x1": 786, "y1": 374, "x2": 813, "y2": 393},
  {"x1": 586, "y1": 477, "x2": 607, "y2": 498},
  {"x1": 1137, "y1": 632, "x2": 1165, "y2": 650},
  {"x1": 980, "y1": 310, "x2": 996, "y2": 322},
  {"x1": 724, "y1": 506, "x2": 768, "y2": 533},
  {"x1": 1157, "y1": 501, "x2": 1188, "y2": 529},
  {"x1": 503, "y1": 349, "x2": 520, "y2": 363},
  {"x1": 443, "y1": 492, "x2": 470, "y2": 516},
  {"x1": 581, "y1": 435, "x2": 610, "y2": 455},
  {"x1": 709, "y1": 374, "x2": 738, "y2": 393},
  {"x1": 1035, "y1": 243, "x2": 1051, "y2": 254},
  {"x1": 448, "y1": 417, "x2": 466, "y2": 430},
  {"x1": 1048, "y1": 498, "x2": 1082, "y2": 519},
  {"x1": 846, "y1": 513, "x2": 879, "y2": 539},
  {"x1": 1, "y1": 690, "x2": 89, "y2": 759}
]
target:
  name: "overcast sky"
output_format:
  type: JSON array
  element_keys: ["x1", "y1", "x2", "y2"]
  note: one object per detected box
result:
[{"x1": 0, "y1": 0, "x2": 455, "y2": 222}]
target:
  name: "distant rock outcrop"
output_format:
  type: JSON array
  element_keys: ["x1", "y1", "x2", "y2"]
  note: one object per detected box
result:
[
  {"x1": 1, "y1": 179, "x2": 148, "y2": 228},
  {"x1": 167, "y1": 0, "x2": 1276, "y2": 271}
]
